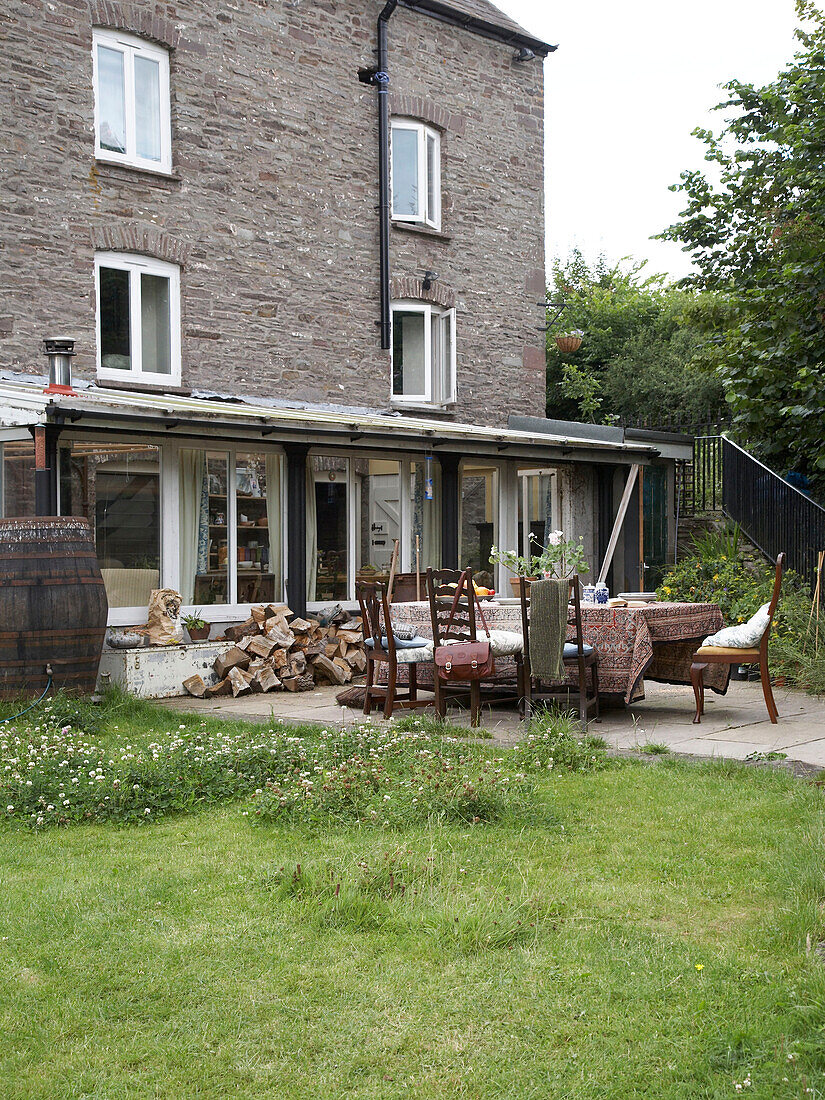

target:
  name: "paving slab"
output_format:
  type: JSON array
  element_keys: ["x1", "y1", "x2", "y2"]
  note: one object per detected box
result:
[{"x1": 159, "y1": 679, "x2": 825, "y2": 767}]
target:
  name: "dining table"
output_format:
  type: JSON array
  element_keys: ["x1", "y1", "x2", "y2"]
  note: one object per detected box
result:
[{"x1": 387, "y1": 599, "x2": 731, "y2": 705}]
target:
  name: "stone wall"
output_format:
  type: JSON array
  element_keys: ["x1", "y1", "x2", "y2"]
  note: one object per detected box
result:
[{"x1": 0, "y1": 0, "x2": 546, "y2": 426}]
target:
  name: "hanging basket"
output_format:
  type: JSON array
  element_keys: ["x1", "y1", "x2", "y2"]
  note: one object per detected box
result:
[{"x1": 555, "y1": 334, "x2": 582, "y2": 353}]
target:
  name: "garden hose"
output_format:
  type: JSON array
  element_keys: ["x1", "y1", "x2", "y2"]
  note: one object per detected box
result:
[{"x1": 0, "y1": 667, "x2": 54, "y2": 724}]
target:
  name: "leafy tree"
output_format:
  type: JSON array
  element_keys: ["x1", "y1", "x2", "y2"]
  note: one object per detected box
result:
[
  {"x1": 660, "y1": 0, "x2": 825, "y2": 479},
  {"x1": 545, "y1": 251, "x2": 724, "y2": 425}
]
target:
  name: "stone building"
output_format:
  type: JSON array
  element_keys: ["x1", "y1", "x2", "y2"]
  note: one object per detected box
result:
[{"x1": 0, "y1": 0, "x2": 679, "y2": 627}]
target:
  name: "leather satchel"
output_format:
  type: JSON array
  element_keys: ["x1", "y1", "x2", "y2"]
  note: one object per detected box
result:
[{"x1": 433, "y1": 571, "x2": 494, "y2": 681}]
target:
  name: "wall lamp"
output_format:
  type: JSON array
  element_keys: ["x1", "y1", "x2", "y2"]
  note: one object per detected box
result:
[
  {"x1": 513, "y1": 46, "x2": 536, "y2": 62},
  {"x1": 422, "y1": 270, "x2": 438, "y2": 291}
]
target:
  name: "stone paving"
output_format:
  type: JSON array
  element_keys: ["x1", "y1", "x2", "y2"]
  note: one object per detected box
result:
[{"x1": 160, "y1": 679, "x2": 825, "y2": 768}]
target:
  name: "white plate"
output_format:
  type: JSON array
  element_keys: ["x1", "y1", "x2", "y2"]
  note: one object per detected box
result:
[{"x1": 617, "y1": 592, "x2": 658, "y2": 602}]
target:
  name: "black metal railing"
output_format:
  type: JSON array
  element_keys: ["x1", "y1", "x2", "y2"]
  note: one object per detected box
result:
[
  {"x1": 722, "y1": 436, "x2": 825, "y2": 589},
  {"x1": 690, "y1": 435, "x2": 725, "y2": 514}
]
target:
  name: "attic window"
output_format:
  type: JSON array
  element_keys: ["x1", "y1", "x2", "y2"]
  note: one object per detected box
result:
[{"x1": 93, "y1": 28, "x2": 172, "y2": 172}]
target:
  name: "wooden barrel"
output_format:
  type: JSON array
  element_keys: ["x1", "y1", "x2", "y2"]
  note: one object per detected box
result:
[{"x1": 0, "y1": 517, "x2": 109, "y2": 698}]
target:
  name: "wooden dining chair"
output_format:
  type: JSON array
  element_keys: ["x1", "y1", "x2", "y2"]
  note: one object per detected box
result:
[
  {"x1": 426, "y1": 567, "x2": 523, "y2": 727},
  {"x1": 356, "y1": 580, "x2": 433, "y2": 719},
  {"x1": 518, "y1": 576, "x2": 600, "y2": 727},
  {"x1": 690, "y1": 552, "x2": 785, "y2": 724}
]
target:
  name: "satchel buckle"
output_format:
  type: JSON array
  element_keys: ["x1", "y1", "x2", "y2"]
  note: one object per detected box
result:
[
  {"x1": 471, "y1": 659, "x2": 478, "y2": 668},
  {"x1": 445, "y1": 660, "x2": 452, "y2": 672}
]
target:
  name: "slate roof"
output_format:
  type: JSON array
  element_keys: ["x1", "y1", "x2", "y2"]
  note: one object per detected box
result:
[{"x1": 411, "y1": 0, "x2": 555, "y2": 55}]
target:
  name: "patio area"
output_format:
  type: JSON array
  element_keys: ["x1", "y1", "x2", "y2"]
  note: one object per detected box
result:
[{"x1": 160, "y1": 678, "x2": 825, "y2": 769}]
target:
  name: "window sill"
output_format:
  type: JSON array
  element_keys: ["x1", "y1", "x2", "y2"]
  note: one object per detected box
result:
[
  {"x1": 93, "y1": 159, "x2": 181, "y2": 188},
  {"x1": 95, "y1": 377, "x2": 190, "y2": 397},
  {"x1": 390, "y1": 401, "x2": 457, "y2": 417},
  {"x1": 392, "y1": 220, "x2": 452, "y2": 242}
]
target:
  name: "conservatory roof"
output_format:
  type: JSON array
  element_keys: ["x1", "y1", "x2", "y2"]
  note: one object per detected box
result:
[{"x1": 0, "y1": 375, "x2": 658, "y2": 465}]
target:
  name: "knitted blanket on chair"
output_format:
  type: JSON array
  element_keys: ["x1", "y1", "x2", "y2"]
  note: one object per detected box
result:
[{"x1": 528, "y1": 578, "x2": 568, "y2": 682}]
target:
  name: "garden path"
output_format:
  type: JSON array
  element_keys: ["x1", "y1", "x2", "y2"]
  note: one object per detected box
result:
[{"x1": 161, "y1": 680, "x2": 825, "y2": 768}]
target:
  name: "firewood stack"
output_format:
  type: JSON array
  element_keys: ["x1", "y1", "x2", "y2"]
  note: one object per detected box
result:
[{"x1": 182, "y1": 603, "x2": 366, "y2": 699}]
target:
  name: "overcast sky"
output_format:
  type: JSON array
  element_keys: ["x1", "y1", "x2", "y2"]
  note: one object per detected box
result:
[{"x1": 495, "y1": 0, "x2": 802, "y2": 281}]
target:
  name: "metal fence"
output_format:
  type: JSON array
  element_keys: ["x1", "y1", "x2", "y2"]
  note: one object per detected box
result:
[
  {"x1": 722, "y1": 436, "x2": 825, "y2": 590},
  {"x1": 690, "y1": 435, "x2": 725, "y2": 514}
]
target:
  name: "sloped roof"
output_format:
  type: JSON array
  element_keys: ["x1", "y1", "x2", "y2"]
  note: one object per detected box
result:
[{"x1": 409, "y1": 0, "x2": 555, "y2": 55}]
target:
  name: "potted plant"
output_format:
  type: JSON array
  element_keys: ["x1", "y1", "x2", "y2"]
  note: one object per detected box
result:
[
  {"x1": 490, "y1": 532, "x2": 590, "y2": 595},
  {"x1": 182, "y1": 611, "x2": 210, "y2": 642},
  {"x1": 555, "y1": 329, "x2": 584, "y2": 354}
]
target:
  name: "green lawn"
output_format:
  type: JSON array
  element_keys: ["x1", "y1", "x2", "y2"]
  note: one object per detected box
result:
[{"x1": 2, "y1": 701, "x2": 825, "y2": 1098}]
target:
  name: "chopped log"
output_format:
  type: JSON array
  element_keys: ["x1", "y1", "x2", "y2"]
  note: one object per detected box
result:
[
  {"x1": 182, "y1": 673, "x2": 207, "y2": 698},
  {"x1": 204, "y1": 677, "x2": 232, "y2": 698},
  {"x1": 228, "y1": 666, "x2": 252, "y2": 697},
  {"x1": 271, "y1": 648, "x2": 289, "y2": 671},
  {"x1": 349, "y1": 648, "x2": 367, "y2": 672},
  {"x1": 338, "y1": 640, "x2": 349, "y2": 659},
  {"x1": 224, "y1": 617, "x2": 259, "y2": 642},
  {"x1": 289, "y1": 617, "x2": 314, "y2": 634},
  {"x1": 251, "y1": 665, "x2": 281, "y2": 693},
  {"x1": 312, "y1": 654, "x2": 348, "y2": 685},
  {"x1": 324, "y1": 641, "x2": 340, "y2": 659},
  {"x1": 214, "y1": 646, "x2": 251, "y2": 679},
  {"x1": 333, "y1": 657, "x2": 354, "y2": 683},
  {"x1": 250, "y1": 605, "x2": 267, "y2": 624},
  {"x1": 265, "y1": 625, "x2": 295, "y2": 649},
  {"x1": 281, "y1": 673, "x2": 315, "y2": 692},
  {"x1": 235, "y1": 636, "x2": 253, "y2": 651},
  {"x1": 283, "y1": 652, "x2": 307, "y2": 677},
  {"x1": 247, "y1": 634, "x2": 278, "y2": 659},
  {"x1": 266, "y1": 606, "x2": 291, "y2": 623},
  {"x1": 336, "y1": 628, "x2": 362, "y2": 644}
]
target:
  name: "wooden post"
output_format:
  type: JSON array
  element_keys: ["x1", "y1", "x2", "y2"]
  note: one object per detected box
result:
[{"x1": 597, "y1": 464, "x2": 640, "y2": 585}]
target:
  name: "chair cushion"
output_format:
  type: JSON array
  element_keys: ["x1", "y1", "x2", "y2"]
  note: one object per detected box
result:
[
  {"x1": 488, "y1": 629, "x2": 524, "y2": 656},
  {"x1": 364, "y1": 634, "x2": 431, "y2": 650},
  {"x1": 364, "y1": 637, "x2": 433, "y2": 663},
  {"x1": 694, "y1": 645, "x2": 760, "y2": 659},
  {"x1": 563, "y1": 642, "x2": 594, "y2": 659},
  {"x1": 701, "y1": 603, "x2": 770, "y2": 648}
]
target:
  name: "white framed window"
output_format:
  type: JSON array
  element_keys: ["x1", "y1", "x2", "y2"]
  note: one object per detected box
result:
[
  {"x1": 95, "y1": 252, "x2": 181, "y2": 385},
  {"x1": 391, "y1": 300, "x2": 456, "y2": 407},
  {"x1": 391, "y1": 120, "x2": 441, "y2": 229},
  {"x1": 92, "y1": 28, "x2": 172, "y2": 173}
]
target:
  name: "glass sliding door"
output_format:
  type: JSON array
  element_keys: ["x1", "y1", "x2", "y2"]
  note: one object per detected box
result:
[
  {"x1": 308, "y1": 456, "x2": 349, "y2": 602},
  {"x1": 459, "y1": 464, "x2": 498, "y2": 585},
  {"x1": 1, "y1": 439, "x2": 36, "y2": 517},
  {"x1": 518, "y1": 468, "x2": 558, "y2": 559},
  {"x1": 355, "y1": 459, "x2": 401, "y2": 581},
  {"x1": 59, "y1": 441, "x2": 161, "y2": 610},
  {"x1": 235, "y1": 452, "x2": 279, "y2": 604},
  {"x1": 410, "y1": 458, "x2": 441, "y2": 573},
  {"x1": 180, "y1": 448, "x2": 283, "y2": 608}
]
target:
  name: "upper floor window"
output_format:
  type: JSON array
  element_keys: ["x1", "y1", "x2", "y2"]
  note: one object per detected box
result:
[
  {"x1": 95, "y1": 252, "x2": 181, "y2": 385},
  {"x1": 391, "y1": 120, "x2": 441, "y2": 230},
  {"x1": 92, "y1": 28, "x2": 171, "y2": 172},
  {"x1": 391, "y1": 301, "x2": 455, "y2": 407}
]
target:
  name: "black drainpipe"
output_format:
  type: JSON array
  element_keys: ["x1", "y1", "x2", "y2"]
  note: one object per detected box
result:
[{"x1": 376, "y1": 0, "x2": 399, "y2": 350}]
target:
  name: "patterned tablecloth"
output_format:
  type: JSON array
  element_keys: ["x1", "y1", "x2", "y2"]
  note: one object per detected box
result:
[{"x1": 387, "y1": 601, "x2": 730, "y2": 704}]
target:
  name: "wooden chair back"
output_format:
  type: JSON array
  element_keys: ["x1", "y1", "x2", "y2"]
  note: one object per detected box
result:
[
  {"x1": 759, "y1": 552, "x2": 785, "y2": 657},
  {"x1": 518, "y1": 576, "x2": 586, "y2": 677},
  {"x1": 355, "y1": 580, "x2": 395, "y2": 657},
  {"x1": 426, "y1": 567, "x2": 478, "y2": 647}
]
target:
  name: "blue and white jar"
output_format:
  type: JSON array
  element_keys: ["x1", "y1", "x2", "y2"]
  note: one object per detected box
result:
[
  {"x1": 582, "y1": 583, "x2": 596, "y2": 605},
  {"x1": 595, "y1": 582, "x2": 609, "y2": 605}
]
